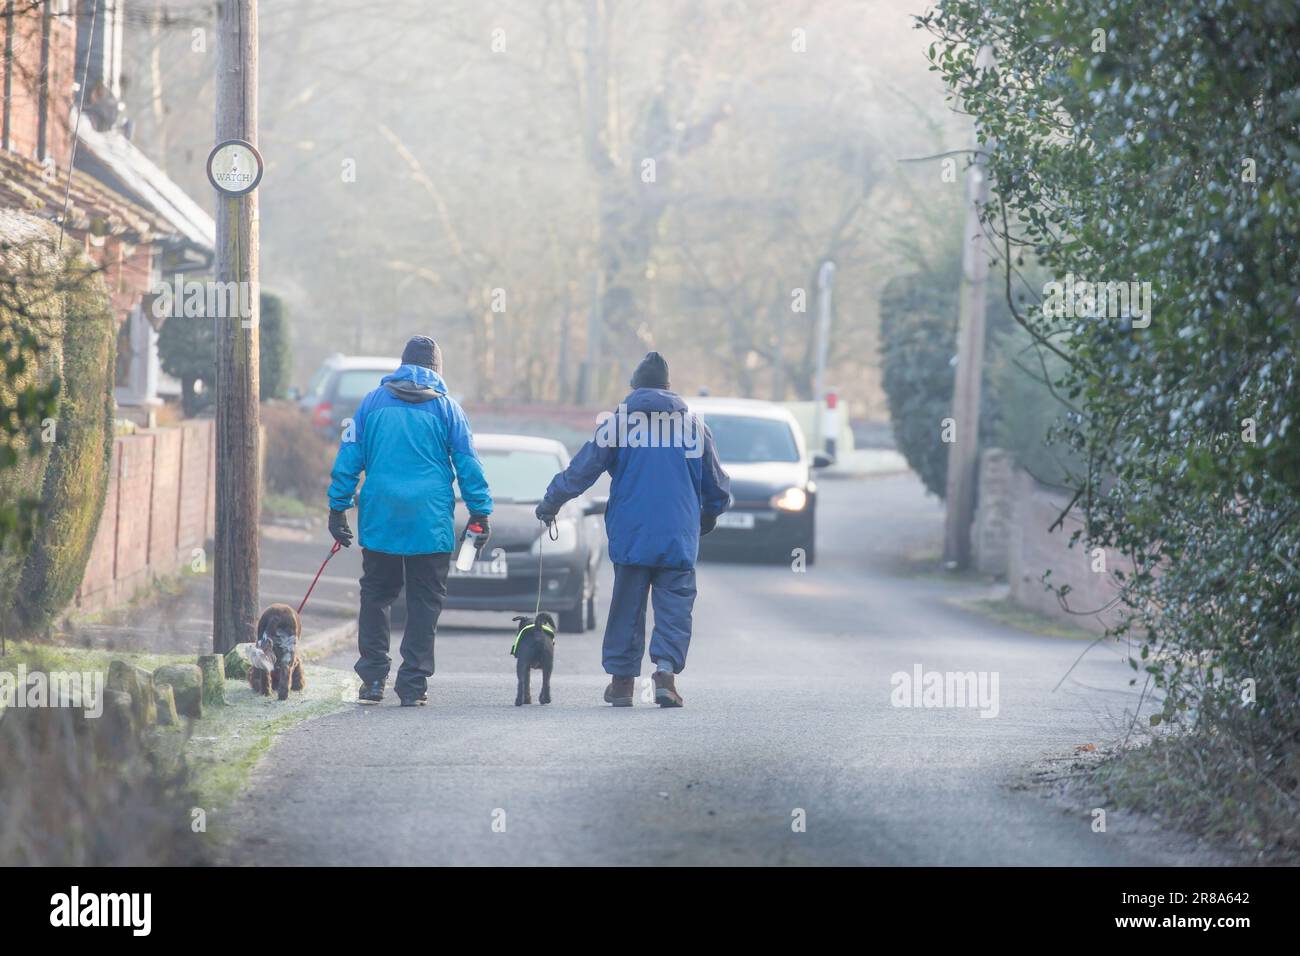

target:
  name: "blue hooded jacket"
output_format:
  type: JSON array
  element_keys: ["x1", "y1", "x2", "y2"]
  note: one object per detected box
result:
[
  {"x1": 327, "y1": 364, "x2": 492, "y2": 555},
  {"x1": 542, "y1": 388, "x2": 731, "y2": 569}
]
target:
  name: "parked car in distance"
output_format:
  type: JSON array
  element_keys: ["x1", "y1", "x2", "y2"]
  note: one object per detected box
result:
[
  {"x1": 689, "y1": 397, "x2": 831, "y2": 565},
  {"x1": 447, "y1": 434, "x2": 606, "y2": 633},
  {"x1": 298, "y1": 354, "x2": 401, "y2": 440}
]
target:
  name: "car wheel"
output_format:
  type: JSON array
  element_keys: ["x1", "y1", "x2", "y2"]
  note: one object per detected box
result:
[{"x1": 558, "y1": 603, "x2": 586, "y2": 634}]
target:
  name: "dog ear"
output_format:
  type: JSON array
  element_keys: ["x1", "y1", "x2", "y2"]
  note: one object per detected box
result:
[
  {"x1": 256, "y1": 607, "x2": 275, "y2": 642},
  {"x1": 511, "y1": 615, "x2": 529, "y2": 626}
]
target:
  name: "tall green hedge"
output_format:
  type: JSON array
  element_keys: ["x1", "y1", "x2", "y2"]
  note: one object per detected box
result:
[
  {"x1": 259, "y1": 292, "x2": 291, "y2": 401},
  {"x1": 157, "y1": 290, "x2": 290, "y2": 412},
  {"x1": 923, "y1": 0, "x2": 1300, "y2": 848},
  {"x1": 0, "y1": 231, "x2": 115, "y2": 638},
  {"x1": 12, "y1": 261, "x2": 116, "y2": 634},
  {"x1": 877, "y1": 246, "x2": 1010, "y2": 498}
]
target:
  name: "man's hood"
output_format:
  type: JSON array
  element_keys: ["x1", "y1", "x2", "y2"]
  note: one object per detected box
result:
[
  {"x1": 381, "y1": 363, "x2": 448, "y2": 403},
  {"x1": 622, "y1": 387, "x2": 686, "y2": 414}
]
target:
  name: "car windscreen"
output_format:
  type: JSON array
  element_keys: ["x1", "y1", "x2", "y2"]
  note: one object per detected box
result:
[
  {"x1": 473, "y1": 449, "x2": 564, "y2": 503},
  {"x1": 305, "y1": 365, "x2": 331, "y2": 398},
  {"x1": 331, "y1": 368, "x2": 391, "y2": 402},
  {"x1": 701, "y1": 414, "x2": 800, "y2": 463}
]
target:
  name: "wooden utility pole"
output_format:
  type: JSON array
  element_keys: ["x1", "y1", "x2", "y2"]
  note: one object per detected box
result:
[
  {"x1": 212, "y1": 0, "x2": 259, "y2": 653},
  {"x1": 942, "y1": 45, "x2": 994, "y2": 570}
]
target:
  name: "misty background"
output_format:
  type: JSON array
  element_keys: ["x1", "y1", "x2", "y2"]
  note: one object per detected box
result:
[{"x1": 118, "y1": 0, "x2": 966, "y2": 415}]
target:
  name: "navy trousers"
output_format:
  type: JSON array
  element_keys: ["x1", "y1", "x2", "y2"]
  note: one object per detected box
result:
[{"x1": 603, "y1": 563, "x2": 697, "y2": 676}]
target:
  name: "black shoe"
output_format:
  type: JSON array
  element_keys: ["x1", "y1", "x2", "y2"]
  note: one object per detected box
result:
[
  {"x1": 399, "y1": 692, "x2": 428, "y2": 707},
  {"x1": 358, "y1": 680, "x2": 385, "y2": 705}
]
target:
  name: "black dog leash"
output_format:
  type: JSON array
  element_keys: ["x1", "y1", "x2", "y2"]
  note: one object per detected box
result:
[
  {"x1": 512, "y1": 518, "x2": 559, "y2": 657},
  {"x1": 535, "y1": 517, "x2": 558, "y2": 616}
]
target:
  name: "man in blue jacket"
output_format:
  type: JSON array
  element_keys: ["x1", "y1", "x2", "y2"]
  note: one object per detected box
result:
[
  {"x1": 536, "y1": 352, "x2": 730, "y2": 707},
  {"x1": 326, "y1": 335, "x2": 493, "y2": 707}
]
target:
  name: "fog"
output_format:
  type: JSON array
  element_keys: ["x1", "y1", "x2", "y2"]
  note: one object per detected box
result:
[{"x1": 122, "y1": 0, "x2": 966, "y2": 413}]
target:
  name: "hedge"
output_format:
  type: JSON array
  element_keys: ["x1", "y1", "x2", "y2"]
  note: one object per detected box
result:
[{"x1": 0, "y1": 226, "x2": 115, "y2": 638}]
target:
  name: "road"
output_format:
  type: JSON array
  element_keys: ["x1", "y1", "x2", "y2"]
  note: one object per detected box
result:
[{"x1": 231, "y1": 471, "x2": 1184, "y2": 866}]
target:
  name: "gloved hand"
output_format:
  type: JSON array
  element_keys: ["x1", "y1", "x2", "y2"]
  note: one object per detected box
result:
[
  {"x1": 328, "y1": 509, "x2": 353, "y2": 548},
  {"x1": 700, "y1": 512, "x2": 717, "y2": 536},
  {"x1": 535, "y1": 500, "x2": 560, "y2": 524},
  {"x1": 467, "y1": 514, "x2": 491, "y2": 551}
]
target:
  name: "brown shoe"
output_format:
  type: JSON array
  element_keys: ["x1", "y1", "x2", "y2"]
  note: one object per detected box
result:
[
  {"x1": 652, "y1": 670, "x2": 683, "y2": 708},
  {"x1": 603, "y1": 675, "x2": 635, "y2": 707}
]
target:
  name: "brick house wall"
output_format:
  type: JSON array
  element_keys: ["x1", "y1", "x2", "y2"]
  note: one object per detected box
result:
[
  {"x1": 1005, "y1": 467, "x2": 1133, "y2": 634},
  {"x1": 2, "y1": 4, "x2": 76, "y2": 166}
]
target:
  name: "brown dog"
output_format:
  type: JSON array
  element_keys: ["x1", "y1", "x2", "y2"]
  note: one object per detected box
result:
[{"x1": 250, "y1": 603, "x2": 306, "y2": 701}]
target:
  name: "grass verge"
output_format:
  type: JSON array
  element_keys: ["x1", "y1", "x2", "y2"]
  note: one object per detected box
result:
[
  {"x1": 1088, "y1": 732, "x2": 1299, "y2": 862},
  {"x1": 948, "y1": 594, "x2": 1098, "y2": 641}
]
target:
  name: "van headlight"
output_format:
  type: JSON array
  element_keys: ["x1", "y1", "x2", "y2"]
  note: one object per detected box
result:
[
  {"x1": 532, "y1": 518, "x2": 578, "y2": 554},
  {"x1": 770, "y1": 487, "x2": 808, "y2": 512}
]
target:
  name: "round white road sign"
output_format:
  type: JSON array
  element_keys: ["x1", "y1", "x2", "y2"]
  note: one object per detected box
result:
[{"x1": 206, "y1": 139, "x2": 263, "y2": 196}]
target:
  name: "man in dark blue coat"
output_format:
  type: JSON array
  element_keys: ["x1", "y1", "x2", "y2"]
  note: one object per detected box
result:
[{"x1": 536, "y1": 352, "x2": 731, "y2": 707}]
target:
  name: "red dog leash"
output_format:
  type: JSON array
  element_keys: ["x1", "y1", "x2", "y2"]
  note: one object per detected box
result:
[{"x1": 298, "y1": 541, "x2": 342, "y2": 615}]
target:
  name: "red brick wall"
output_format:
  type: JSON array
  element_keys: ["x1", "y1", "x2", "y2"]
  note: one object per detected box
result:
[
  {"x1": 3, "y1": 6, "x2": 76, "y2": 163},
  {"x1": 89, "y1": 236, "x2": 154, "y2": 319},
  {"x1": 76, "y1": 420, "x2": 216, "y2": 614},
  {"x1": 1006, "y1": 468, "x2": 1133, "y2": 634}
]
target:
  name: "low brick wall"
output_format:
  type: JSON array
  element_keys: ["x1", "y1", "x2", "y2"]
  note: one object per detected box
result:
[
  {"x1": 77, "y1": 420, "x2": 216, "y2": 614},
  {"x1": 1005, "y1": 467, "x2": 1132, "y2": 634}
]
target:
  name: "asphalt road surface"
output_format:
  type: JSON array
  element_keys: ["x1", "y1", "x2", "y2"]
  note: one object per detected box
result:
[{"x1": 232, "y1": 472, "x2": 1185, "y2": 866}]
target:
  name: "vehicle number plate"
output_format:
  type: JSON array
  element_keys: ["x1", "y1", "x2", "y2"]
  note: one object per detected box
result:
[{"x1": 716, "y1": 512, "x2": 755, "y2": 530}]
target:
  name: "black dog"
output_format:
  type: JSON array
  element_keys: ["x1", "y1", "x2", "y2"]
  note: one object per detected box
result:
[{"x1": 511, "y1": 613, "x2": 555, "y2": 706}]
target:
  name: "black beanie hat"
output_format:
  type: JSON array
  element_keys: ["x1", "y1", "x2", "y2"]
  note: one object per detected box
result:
[
  {"x1": 630, "y1": 351, "x2": 670, "y2": 389},
  {"x1": 401, "y1": 335, "x2": 441, "y2": 372}
]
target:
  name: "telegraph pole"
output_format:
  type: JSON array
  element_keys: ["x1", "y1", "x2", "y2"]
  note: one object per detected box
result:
[
  {"x1": 812, "y1": 260, "x2": 835, "y2": 453},
  {"x1": 211, "y1": 0, "x2": 260, "y2": 653},
  {"x1": 942, "y1": 45, "x2": 994, "y2": 570}
]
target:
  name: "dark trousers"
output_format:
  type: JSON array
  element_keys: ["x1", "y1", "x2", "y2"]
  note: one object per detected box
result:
[
  {"x1": 603, "y1": 563, "x2": 697, "y2": 677},
  {"x1": 355, "y1": 549, "x2": 450, "y2": 698}
]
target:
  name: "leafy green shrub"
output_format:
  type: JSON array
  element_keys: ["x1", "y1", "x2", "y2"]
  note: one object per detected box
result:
[
  {"x1": 259, "y1": 292, "x2": 291, "y2": 401},
  {"x1": 986, "y1": 324, "x2": 1085, "y2": 489},
  {"x1": 261, "y1": 399, "x2": 331, "y2": 504},
  {"x1": 0, "y1": 224, "x2": 66, "y2": 545},
  {"x1": 156, "y1": 313, "x2": 213, "y2": 416},
  {"x1": 923, "y1": 0, "x2": 1300, "y2": 851},
  {"x1": 159, "y1": 291, "x2": 291, "y2": 412},
  {"x1": 12, "y1": 267, "x2": 116, "y2": 634},
  {"x1": 878, "y1": 247, "x2": 1009, "y2": 498},
  {"x1": 0, "y1": 227, "x2": 113, "y2": 639}
]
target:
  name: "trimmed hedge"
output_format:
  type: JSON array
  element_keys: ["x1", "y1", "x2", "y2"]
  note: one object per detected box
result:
[
  {"x1": 0, "y1": 231, "x2": 115, "y2": 638},
  {"x1": 259, "y1": 292, "x2": 291, "y2": 401},
  {"x1": 878, "y1": 248, "x2": 1009, "y2": 498},
  {"x1": 13, "y1": 259, "x2": 116, "y2": 633}
]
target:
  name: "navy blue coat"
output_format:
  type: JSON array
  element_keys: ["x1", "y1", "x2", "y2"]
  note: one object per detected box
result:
[{"x1": 542, "y1": 388, "x2": 731, "y2": 569}]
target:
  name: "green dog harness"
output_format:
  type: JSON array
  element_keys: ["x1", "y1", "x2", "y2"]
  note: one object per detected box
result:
[{"x1": 511, "y1": 621, "x2": 555, "y2": 657}]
